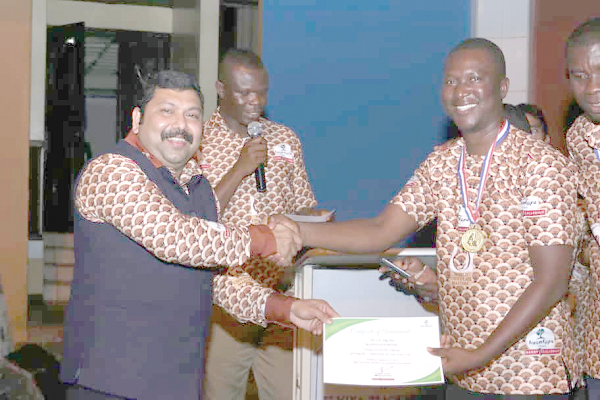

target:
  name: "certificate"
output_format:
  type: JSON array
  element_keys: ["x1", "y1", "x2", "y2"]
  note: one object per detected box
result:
[{"x1": 323, "y1": 317, "x2": 444, "y2": 386}]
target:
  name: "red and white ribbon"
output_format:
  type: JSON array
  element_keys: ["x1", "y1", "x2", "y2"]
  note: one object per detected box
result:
[{"x1": 457, "y1": 120, "x2": 510, "y2": 224}]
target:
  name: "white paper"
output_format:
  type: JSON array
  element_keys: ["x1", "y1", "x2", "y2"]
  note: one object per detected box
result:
[
  {"x1": 323, "y1": 317, "x2": 444, "y2": 386},
  {"x1": 284, "y1": 209, "x2": 335, "y2": 223}
]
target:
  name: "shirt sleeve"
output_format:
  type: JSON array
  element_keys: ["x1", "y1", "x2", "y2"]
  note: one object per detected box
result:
[
  {"x1": 212, "y1": 272, "x2": 275, "y2": 327},
  {"x1": 389, "y1": 156, "x2": 437, "y2": 230},
  {"x1": 519, "y1": 148, "x2": 580, "y2": 247},
  {"x1": 290, "y1": 134, "x2": 318, "y2": 212},
  {"x1": 75, "y1": 154, "x2": 276, "y2": 268}
]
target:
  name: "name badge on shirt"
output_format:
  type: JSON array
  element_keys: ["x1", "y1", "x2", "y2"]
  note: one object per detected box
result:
[
  {"x1": 521, "y1": 196, "x2": 546, "y2": 217},
  {"x1": 273, "y1": 144, "x2": 294, "y2": 163},
  {"x1": 525, "y1": 327, "x2": 561, "y2": 356}
]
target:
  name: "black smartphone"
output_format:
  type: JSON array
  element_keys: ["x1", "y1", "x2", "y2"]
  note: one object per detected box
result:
[{"x1": 379, "y1": 257, "x2": 411, "y2": 279}]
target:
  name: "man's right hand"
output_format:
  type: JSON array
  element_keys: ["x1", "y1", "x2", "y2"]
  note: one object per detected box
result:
[
  {"x1": 234, "y1": 137, "x2": 267, "y2": 177},
  {"x1": 379, "y1": 256, "x2": 438, "y2": 302},
  {"x1": 269, "y1": 216, "x2": 302, "y2": 266}
]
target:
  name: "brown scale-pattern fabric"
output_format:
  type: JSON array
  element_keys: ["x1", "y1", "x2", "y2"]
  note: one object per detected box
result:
[
  {"x1": 76, "y1": 152, "x2": 274, "y2": 326},
  {"x1": 200, "y1": 109, "x2": 317, "y2": 288},
  {"x1": 566, "y1": 115, "x2": 600, "y2": 378},
  {"x1": 391, "y1": 126, "x2": 582, "y2": 395},
  {"x1": 212, "y1": 272, "x2": 274, "y2": 326}
]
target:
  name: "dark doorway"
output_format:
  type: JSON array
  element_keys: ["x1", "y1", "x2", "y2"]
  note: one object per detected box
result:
[
  {"x1": 116, "y1": 31, "x2": 171, "y2": 140},
  {"x1": 43, "y1": 22, "x2": 86, "y2": 234}
]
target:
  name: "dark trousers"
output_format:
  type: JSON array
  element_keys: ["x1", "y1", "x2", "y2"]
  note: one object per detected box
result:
[
  {"x1": 66, "y1": 385, "x2": 131, "y2": 400},
  {"x1": 585, "y1": 376, "x2": 600, "y2": 400},
  {"x1": 445, "y1": 384, "x2": 586, "y2": 400}
]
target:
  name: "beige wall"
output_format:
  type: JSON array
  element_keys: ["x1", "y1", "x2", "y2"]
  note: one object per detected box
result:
[{"x1": 0, "y1": 0, "x2": 32, "y2": 344}]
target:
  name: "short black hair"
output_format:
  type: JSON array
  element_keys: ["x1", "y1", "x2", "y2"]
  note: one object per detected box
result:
[
  {"x1": 517, "y1": 103, "x2": 548, "y2": 135},
  {"x1": 504, "y1": 103, "x2": 531, "y2": 133},
  {"x1": 218, "y1": 48, "x2": 265, "y2": 83},
  {"x1": 137, "y1": 70, "x2": 204, "y2": 113},
  {"x1": 566, "y1": 17, "x2": 600, "y2": 55},
  {"x1": 448, "y1": 38, "x2": 506, "y2": 78}
]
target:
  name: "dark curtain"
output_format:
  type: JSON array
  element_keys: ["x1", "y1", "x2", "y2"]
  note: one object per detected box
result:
[
  {"x1": 43, "y1": 22, "x2": 85, "y2": 233},
  {"x1": 116, "y1": 31, "x2": 171, "y2": 140}
]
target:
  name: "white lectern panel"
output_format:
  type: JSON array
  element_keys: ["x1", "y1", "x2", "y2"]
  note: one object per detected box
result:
[{"x1": 293, "y1": 248, "x2": 439, "y2": 400}]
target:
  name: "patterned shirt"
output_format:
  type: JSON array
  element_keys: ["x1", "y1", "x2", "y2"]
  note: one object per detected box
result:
[
  {"x1": 566, "y1": 115, "x2": 600, "y2": 378},
  {"x1": 392, "y1": 124, "x2": 582, "y2": 395},
  {"x1": 200, "y1": 109, "x2": 317, "y2": 288},
  {"x1": 75, "y1": 134, "x2": 280, "y2": 326},
  {"x1": 0, "y1": 359, "x2": 44, "y2": 400}
]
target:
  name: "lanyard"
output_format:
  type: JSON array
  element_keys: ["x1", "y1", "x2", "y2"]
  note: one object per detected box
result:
[{"x1": 457, "y1": 120, "x2": 510, "y2": 224}]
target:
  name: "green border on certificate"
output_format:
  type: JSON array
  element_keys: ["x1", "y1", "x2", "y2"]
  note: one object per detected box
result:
[{"x1": 323, "y1": 317, "x2": 444, "y2": 386}]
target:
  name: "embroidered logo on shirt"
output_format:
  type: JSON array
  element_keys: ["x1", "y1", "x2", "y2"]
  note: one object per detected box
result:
[
  {"x1": 525, "y1": 327, "x2": 560, "y2": 355},
  {"x1": 521, "y1": 196, "x2": 546, "y2": 216}
]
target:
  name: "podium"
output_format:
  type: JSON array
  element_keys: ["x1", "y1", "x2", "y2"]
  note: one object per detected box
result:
[{"x1": 292, "y1": 248, "x2": 439, "y2": 400}]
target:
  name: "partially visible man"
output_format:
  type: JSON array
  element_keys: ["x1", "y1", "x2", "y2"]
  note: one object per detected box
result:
[
  {"x1": 60, "y1": 70, "x2": 338, "y2": 400},
  {"x1": 200, "y1": 48, "x2": 327, "y2": 400},
  {"x1": 274, "y1": 38, "x2": 583, "y2": 398},
  {"x1": 564, "y1": 17, "x2": 600, "y2": 390},
  {"x1": 517, "y1": 103, "x2": 550, "y2": 142}
]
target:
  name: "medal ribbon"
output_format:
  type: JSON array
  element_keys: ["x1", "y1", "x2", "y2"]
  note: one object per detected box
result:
[{"x1": 457, "y1": 120, "x2": 510, "y2": 224}]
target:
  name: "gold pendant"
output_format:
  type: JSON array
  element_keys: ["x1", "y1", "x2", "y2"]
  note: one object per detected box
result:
[{"x1": 461, "y1": 227, "x2": 485, "y2": 253}]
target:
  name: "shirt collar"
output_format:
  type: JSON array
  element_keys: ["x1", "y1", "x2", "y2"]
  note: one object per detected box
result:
[
  {"x1": 124, "y1": 132, "x2": 163, "y2": 168},
  {"x1": 205, "y1": 107, "x2": 265, "y2": 139},
  {"x1": 124, "y1": 131, "x2": 202, "y2": 181}
]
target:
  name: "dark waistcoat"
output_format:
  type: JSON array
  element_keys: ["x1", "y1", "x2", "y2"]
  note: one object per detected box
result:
[{"x1": 61, "y1": 140, "x2": 218, "y2": 399}]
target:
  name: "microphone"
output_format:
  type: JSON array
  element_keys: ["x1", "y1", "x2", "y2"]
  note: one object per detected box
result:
[{"x1": 247, "y1": 121, "x2": 266, "y2": 192}]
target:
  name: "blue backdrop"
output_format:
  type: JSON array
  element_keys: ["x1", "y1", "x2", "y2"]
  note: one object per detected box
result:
[{"x1": 261, "y1": 1, "x2": 471, "y2": 244}]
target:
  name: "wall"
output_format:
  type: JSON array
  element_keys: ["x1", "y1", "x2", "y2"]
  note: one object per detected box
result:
[
  {"x1": 531, "y1": 0, "x2": 599, "y2": 152},
  {"x1": 171, "y1": 0, "x2": 220, "y2": 116},
  {"x1": 0, "y1": 0, "x2": 32, "y2": 344},
  {"x1": 261, "y1": 0, "x2": 471, "y2": 241},
  {"x1": 472, "y1": 0, "x2": 533, "y2": 106}
]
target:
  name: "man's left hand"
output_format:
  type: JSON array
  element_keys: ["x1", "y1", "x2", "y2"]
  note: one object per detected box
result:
[
  {"x1": 428, "y1": 344, "x2": 487, "y2": 377},
  {"x1": 289, "y1": 299, "x2": 340, "y2": 335}
]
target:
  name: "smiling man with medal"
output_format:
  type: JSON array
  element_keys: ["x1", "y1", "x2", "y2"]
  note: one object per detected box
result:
[{"x1": 282, "y1": 38, "x2": 585, "y2": 398}]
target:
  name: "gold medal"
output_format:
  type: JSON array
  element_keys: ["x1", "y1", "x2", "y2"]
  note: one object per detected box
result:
[{"x1": 461, "y1": 227, "x2": 485, "y2": 253}]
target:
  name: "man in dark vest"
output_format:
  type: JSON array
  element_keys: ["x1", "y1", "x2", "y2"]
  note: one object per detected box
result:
[{"x1": 61, "y1": 70, "x2": 338, "y2": 400}]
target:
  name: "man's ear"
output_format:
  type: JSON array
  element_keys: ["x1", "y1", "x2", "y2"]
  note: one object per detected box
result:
[
  {"x1": 215, "y1": 80, "x2": 225, "y2": 99},
  {"x1": 131, "y1": 107, "x2": 142, "y2": 134},
  {"x1": 500, "y1": 77, "x2": 510, "y2": 100}
]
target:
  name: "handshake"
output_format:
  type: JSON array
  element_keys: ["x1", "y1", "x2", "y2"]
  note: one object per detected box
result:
[
  {"x1": 265, "y1": 209, "x2": 333, "y2": 266},
  {"x1": 266, "y1": 214, "x2": 304, "y2": 266}
]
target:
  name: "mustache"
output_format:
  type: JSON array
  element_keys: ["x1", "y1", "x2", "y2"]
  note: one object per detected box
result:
[{"x1": 161, "y1": 129, "x2": 193, "y2": 144}]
